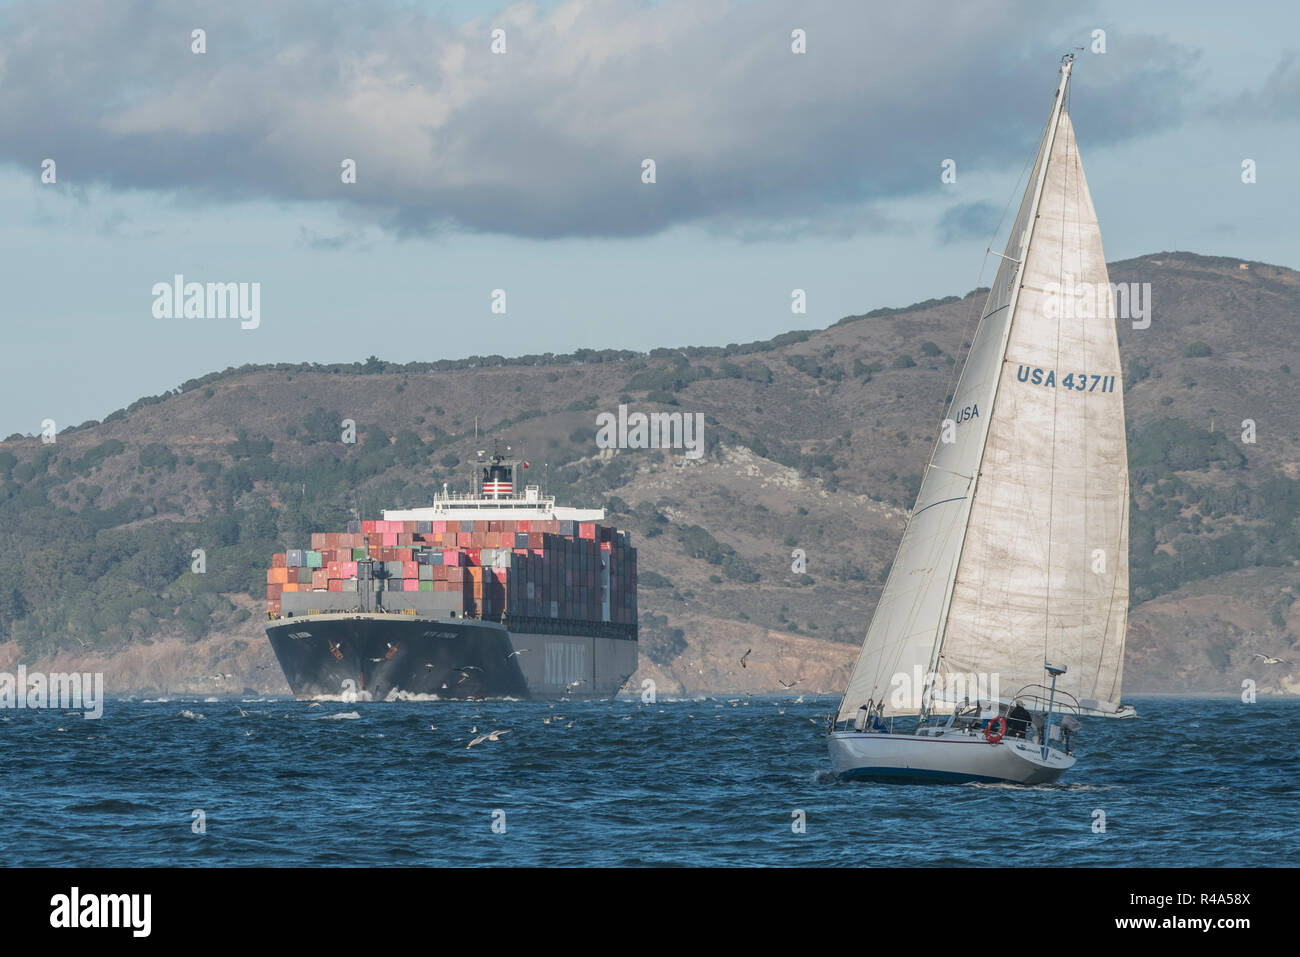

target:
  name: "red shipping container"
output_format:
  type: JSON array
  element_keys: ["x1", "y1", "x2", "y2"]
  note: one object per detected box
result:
[
  {"x1": 328, "y1": 579, "x2": 343, "y2": 592},
  {"x1": 579, "y1": 523, "x2": 595, "y2": 539},
  {"x1": 272, "y1": 553, "x2": 286, "y2": 568},
  {"x1": 403, "y1": 561, "x2": 417, "y2": 578},
  {"x1": 444, "y1": 551, "x2": 460, "y2": 567}
]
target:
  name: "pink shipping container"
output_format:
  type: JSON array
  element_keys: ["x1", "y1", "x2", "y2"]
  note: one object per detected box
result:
[{"x1": 404, "y1": 579, "x2": 420, "y2": 592}]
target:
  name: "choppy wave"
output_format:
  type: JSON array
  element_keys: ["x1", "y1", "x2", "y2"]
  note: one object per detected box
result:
[{"x1": 3, "y1": 696, "x2": 1297, "y2": 867}]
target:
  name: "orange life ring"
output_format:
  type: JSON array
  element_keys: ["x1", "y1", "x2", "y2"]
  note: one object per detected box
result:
[{"x1": 984, "y1": 716, "x2": 1007, "y2": 744}]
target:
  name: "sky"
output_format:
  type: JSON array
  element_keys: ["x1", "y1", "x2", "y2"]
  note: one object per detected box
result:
[{"x1": 1, "y1": 0, "x2": 1297, "y2": 437}]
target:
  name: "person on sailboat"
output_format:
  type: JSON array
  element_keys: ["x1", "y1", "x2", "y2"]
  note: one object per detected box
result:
[{"x1": 1007, "y1": 699, "x2": 1032, "y2": 739}]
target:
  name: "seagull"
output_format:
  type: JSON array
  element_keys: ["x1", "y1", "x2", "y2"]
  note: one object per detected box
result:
[
  {"x1": 237, "y1": 707, "x2": 249, "y2": 717},
  {"x1": 429, "y1": 724, "x2": 438, "y2": 731},
  {"x1": 368, "y1": 657, "x2": 383, "y2": 662},
  {"x1": 425, "y1": 663, "x2": 435, "y2": 670},
  {"x1": 740, "y1": 649, "x2": 751, "y2": 669},
  {"x1": 466, "y1": 729, "x2": 510, "y2": 749},
  {"x1": 1252, "y1": 653, "x2": 1290, "y2": 665},
  {"x1": 779, "y1": 679, "x2": 797, "y2": 690},
  {"x1": 308, "y1": 702, "x2": 323, "y2": 709},
  {"x1": 245, "y1": 729, "x2": 255, "y2": 737},
  {"x1": 566, "y1": 720, "x2": 574, "y2": 728},
  {"x1": 505, "y1": 649, "x2": 527, "y2": 659}
]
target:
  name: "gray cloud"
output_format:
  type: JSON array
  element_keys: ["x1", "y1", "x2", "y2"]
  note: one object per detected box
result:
[
  {"x1": 938, "y1": 201, "x2": 1001, "y2": 245},
  {"x1": 0, "y1": 0, "x2": 1199, "y2": 239}
]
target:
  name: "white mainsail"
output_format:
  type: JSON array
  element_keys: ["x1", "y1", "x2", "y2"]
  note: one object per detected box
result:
[{"x1": 837, "y1": 57, "x2": 1129, "y2": 722}]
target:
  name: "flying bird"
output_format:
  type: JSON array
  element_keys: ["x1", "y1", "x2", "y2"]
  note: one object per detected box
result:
[
  {"x1": 505, "y1": 649, "x2": 527, "y2": 659},
  {"x1": 1252, "y1": 653, "x2": 1290, "y2": 665},
  {"x1": 779, "y1": 679, "x2": 796, "y2": 690},
  {"x1": 308, "y1": 702, "x2": 323, "y2": 709},
  {"x1": 740, "y1": 649, "x2": 751, "y2": 668},
  {"x1": 466, "y1": 729, "x2": 510, "y2": 749}
]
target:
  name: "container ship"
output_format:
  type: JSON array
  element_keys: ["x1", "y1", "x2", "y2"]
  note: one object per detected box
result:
[{"x1": 264, "y1": 445, "x2": 637, "y2": 700}]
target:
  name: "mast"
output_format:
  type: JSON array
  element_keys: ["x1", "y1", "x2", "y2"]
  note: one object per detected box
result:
[
  {"x1": 835, "y1": 55, "x2": 1091, "y2": 725},
  {"x1": 923, "y1": 54, "x2": 1076, "y2": 705}
]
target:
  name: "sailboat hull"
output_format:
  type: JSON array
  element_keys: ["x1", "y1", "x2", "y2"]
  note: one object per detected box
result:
[{"x1": 828, "y1": 730, "x2": 1075, "y2": 785}]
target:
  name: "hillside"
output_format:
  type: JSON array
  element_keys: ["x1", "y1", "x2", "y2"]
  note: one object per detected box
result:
[{"x1": 1, "y1": 251, "x2": 1297, "y2": 698}]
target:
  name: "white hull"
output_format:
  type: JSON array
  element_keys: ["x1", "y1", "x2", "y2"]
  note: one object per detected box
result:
[{"x1": 828, "y1": 730, "x2": 1076, "y2": 785}]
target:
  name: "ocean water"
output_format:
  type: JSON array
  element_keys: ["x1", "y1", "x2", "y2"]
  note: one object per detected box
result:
[{"x1": 1, "y1": 696, "x2": 1295, "y2": 867}]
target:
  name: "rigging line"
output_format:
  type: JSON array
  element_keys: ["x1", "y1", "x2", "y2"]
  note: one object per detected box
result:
[
  {"x1": 848, "y1": 145, "x2": 1033, "y2": 717},
  {"x1": 936, "y1": 138, "x2": 1039, "y2": 427}
]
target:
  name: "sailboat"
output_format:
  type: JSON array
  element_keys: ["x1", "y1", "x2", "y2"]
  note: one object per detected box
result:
[{"x1": 828, "y1": 54, "x2": 1134, "y2": 786}]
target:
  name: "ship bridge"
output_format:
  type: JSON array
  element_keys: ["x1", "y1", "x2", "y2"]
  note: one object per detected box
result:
[{"x1": 383, "y1": 442, "x2": 604, "y2": 523}]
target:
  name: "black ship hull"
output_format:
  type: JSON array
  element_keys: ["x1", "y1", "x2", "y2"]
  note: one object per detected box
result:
[{"x1": 266, "y1": 613, "x2": 636, "y2": 700}]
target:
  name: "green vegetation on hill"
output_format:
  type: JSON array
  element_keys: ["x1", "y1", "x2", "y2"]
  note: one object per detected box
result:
[{"x1": 1, "y1": 252, "x2": 1297, "y2": 667}]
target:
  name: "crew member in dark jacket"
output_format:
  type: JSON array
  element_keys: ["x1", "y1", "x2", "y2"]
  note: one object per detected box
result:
[{"x1": 1007, "y1": 700, "x2": 1032, "y2": 738}]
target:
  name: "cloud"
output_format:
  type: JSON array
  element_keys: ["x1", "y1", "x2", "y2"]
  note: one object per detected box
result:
[
  {"x1": 1213, "y1": 52, "x2": 1300, "y2": 121},
  {"x1": 296, "y1": 226, "x2": 368, "y2": 251},
  {"x1": 937, "y1": 201, "x2": 1000, "y2": 244},
  {"x1": 0, "y1": 0, "x2": 1200, "y2": 239}
]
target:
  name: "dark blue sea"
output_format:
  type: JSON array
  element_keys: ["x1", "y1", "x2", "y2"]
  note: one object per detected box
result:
[{"x1": 2, "y1": 696, "x2": 1295, "y2": 867}]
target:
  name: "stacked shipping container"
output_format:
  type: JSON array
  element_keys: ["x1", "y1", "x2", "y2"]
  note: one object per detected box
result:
[{"x1": 266, "y1": 518, "x2": 636, "y2": 626}]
